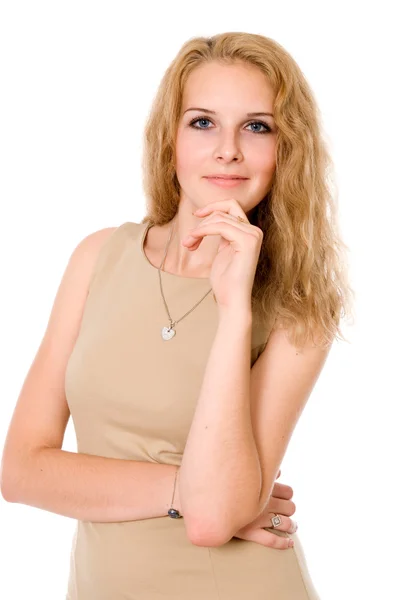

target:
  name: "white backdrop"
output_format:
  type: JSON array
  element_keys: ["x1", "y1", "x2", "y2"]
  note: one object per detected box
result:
[{"x1": 1, "y1": 1, "x2": 400, "y2": 599}]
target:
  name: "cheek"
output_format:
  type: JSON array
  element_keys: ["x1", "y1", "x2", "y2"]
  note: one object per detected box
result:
[
  {"x1": 250, "y1": 143, "x2": 276, "y2": 178},
  {"x1": 175, "y1": 132, "x2": 206, "y2": 174}
]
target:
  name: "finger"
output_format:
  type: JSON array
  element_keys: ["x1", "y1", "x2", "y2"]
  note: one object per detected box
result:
[
  {"x1": 193, "y1": 209, "x2": 245, "y2": 222},
  {"x1": 182, "y1": 221, "x2": 251, "y2": 249},
  {"x1": 263, "y1": 514, "x2": 298, "y2": 534},
  {"x1": 271, "y1": 481, "x2": 294, "y2": 501},
  {"x1": 267, "y1": 494, "x2": 296, "y2": 517},
  {"x1": 194, "y1": 200, "x2": 249, "y2": 222},
  {"x1": 191, "y1": 211, "x2": 244, "y2": 232},
  {"x1": 182, "y1": 218, "x2": 215, "y2": 251},
  {"x1": 190, "y1": 212, "x2": 250, "y2": 232},
  {"x1": 184, "y1": 212, "x2": 256, "y2": 251},
  {"x1": 239, "y1": 526, "x2": 295, "y2": 550}
]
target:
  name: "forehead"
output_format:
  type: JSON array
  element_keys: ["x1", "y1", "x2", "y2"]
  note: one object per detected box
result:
[{"x1": 182, "y1": 61, "x2": 274, "y2": 111}]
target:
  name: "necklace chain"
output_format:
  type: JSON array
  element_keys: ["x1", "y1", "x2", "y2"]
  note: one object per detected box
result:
[{"x1": 157, "y1": 217, "x2": 213, "y2": 339}]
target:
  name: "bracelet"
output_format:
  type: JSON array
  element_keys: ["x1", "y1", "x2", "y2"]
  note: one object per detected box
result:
[{"x1": 167, "y1": 466, "x2": 183, "y2": 519}]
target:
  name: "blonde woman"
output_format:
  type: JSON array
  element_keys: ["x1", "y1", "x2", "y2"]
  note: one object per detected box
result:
[{"x1": 1, "y1": 32, "x2": 353, "y2": 599}]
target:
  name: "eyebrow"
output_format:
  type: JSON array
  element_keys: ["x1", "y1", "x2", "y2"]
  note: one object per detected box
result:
[{"x1": 183, "y1": 107, "x2": 274, "y2": 118}]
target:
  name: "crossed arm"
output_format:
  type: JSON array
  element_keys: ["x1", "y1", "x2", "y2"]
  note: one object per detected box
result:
[{"x1": 178, "y1": 307, "x2": 332, "y2": 546}]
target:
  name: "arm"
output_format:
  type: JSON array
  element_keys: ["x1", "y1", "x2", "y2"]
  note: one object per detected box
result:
[
  {"x1": 176, "y1": 201, "x2": 331, "y2": 547},
  {"x1": 0, "y1": 227, "x2": 182, "y2": 524},
  {"x1": 178, "y1": 316, "x2": 331, "y2": 547},
  {"x1": 178, "y1": 307, "x2": 262, "y2": 546},
  {"x1": 248, "y1": 325, "x2": 332, "y2": 523},
  {"x1": 1, "y1": 447, "x2": 182, "y2": 523}
]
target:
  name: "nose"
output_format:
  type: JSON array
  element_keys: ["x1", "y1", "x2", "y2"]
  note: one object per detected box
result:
[{"x1": 213, "y1": 130, "x2": 243, "y2": 162}]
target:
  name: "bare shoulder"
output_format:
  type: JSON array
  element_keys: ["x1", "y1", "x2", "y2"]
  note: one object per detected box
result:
[
  {"x1": 75, "y1": 226, "x2": 119, "y2": 265},
  {"x1": 61, "y1": 226, "x2": 120, "y2": 300},
  {"x1": 0, "y1": 225, "x2": 119, "y2": 501},
  {"x1": 84, "y1": 225, "x2": 118, "y2": 244}
]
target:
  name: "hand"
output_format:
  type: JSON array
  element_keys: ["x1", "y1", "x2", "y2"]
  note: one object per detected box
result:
[
  {"x1": 182, "y1": 199, "x2": 263, "y2": 310},
  {"x1": 233, "y1": 469, "x2": 298, "y2": 550}
]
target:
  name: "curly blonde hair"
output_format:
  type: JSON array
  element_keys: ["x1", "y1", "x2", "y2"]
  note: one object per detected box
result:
[{"x1": 140, "y1": 31, "x2": 355, "y2": 350}]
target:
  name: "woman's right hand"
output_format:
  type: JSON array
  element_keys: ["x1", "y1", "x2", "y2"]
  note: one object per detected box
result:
[{"x1": 233, "y1": 470, "x2": 298, "y2": 550}]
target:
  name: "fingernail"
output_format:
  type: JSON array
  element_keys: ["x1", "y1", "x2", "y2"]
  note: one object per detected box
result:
[{"x1": 289, "y1": 540, "x2": 294, "y2": 548}]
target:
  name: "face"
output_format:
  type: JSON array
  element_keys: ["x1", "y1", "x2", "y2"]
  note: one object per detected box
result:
[{"x1": 175, "y1": 61, "x2": 277, "y2": 216}]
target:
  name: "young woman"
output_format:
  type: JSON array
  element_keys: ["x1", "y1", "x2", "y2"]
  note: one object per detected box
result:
[{"x1": 1, "y1": 32, "x2": 353, "y2": 599}]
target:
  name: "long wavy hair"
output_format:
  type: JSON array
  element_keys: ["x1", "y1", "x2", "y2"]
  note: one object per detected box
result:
[{"x1": 140, "y1": 32, "x2": 355, "y2": 350}]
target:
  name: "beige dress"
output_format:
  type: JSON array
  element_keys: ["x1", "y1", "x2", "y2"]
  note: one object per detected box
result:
[{"x1": 64, "y1": 220, "x2": 321, "y2": 599}]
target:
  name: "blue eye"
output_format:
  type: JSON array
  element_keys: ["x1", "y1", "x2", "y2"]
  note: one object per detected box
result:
[{"x1": 188, "y1": 117, "x2": 272, "y2": 134}]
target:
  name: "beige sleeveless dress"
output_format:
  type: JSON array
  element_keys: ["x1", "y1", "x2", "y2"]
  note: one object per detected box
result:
[{"x1": 64, "y1": 220, "x2": 321, "y2": 599}]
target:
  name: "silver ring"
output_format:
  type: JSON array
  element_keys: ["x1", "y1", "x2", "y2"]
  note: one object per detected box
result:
[{"x1": 271, "y1": 514, "x2": 282, "y2": 528}]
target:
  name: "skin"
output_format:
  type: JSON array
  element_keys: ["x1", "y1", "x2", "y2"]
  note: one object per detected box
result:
[
  {"x1": 144, "y1": 60, "x2": 277, "y2": 278},
  {"x1": 143, "y1": 61, "x2": 297, "y2": 547}
]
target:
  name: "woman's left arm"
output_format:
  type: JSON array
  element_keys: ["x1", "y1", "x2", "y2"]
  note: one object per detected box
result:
[
  {"x1": 179, "y1": 306, "x2": 261, "y2": 546},
  {"x1": 179, "y1": 314, "x2": 332, "y2": 547},
  {"x1": 247, "y1": 325, "x2": 332, "y2": 528},
  {"x1": 177, "y1": 199, "x2": 332, "y2": 547}
]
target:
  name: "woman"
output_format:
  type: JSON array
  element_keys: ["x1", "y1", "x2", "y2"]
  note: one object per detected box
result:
[{"x1": 1, "y1": 32, "x2": 353, "y2": 599}]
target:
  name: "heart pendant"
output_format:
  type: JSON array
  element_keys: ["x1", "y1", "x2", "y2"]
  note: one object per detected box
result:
[{"x1": 161, "y1": 326, "x2": 176, "y2": 341}]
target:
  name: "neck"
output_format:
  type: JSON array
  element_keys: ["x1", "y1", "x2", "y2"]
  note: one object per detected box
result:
[{"x1": 162, "y1": 211, "x2": 221, "y2": 278}]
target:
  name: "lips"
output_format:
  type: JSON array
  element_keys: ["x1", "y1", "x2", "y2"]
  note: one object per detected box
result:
[
  {"x1": 205, "y1": 175, "x2": 248, "y2": 180},
  {"x1": 204, "y1": 177, "x2": 248, "y2": 188}
]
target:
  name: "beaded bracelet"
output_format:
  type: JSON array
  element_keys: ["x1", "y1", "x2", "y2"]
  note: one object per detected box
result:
[{"x1": 167, "y1": 466, "x2": 183, "y2": 518}]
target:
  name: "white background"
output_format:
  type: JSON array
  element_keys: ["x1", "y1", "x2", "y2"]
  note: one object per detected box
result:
[{"x1": 1, "y1": 1, "x2": 400, "y2": 598}]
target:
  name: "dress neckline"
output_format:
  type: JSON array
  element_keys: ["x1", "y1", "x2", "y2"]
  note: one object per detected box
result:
[{"x1": 139, "y1": 221, "x2": 211, "y2": 282}]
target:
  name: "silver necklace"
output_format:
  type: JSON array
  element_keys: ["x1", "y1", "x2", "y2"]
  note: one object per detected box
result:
[{"x1": 158, "y1": 217, "x2": 213, "y2": 341}]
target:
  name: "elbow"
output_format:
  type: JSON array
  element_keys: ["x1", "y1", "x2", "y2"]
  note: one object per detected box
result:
[
  {"x1": 188, "y1": 528, "x2": 230, "y2": 548},
  {"x1": 1, "y1": 481, "x2": 18, "y2": 503},
  {"x1": 185, "y1": 517, "x2": 231, "y2": 548},
  {"x1": 193, "y1": 507, "x2": 260, "y2": 546},
  {"x1": 1, "y1": 446, "x2": 43, "y2": 504},
  {"x1": 0, "y1": 449, "x2": 30, "y2": 503},
  {"x1": 183, "y1": 495, "x2": 260, "y2": 547},
  {"x1": 0, "y1": 461, "x2": 19, "y2": 503},
  {"x1": 186, "y1": 510, "x2": 253, "y2": 548}
]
